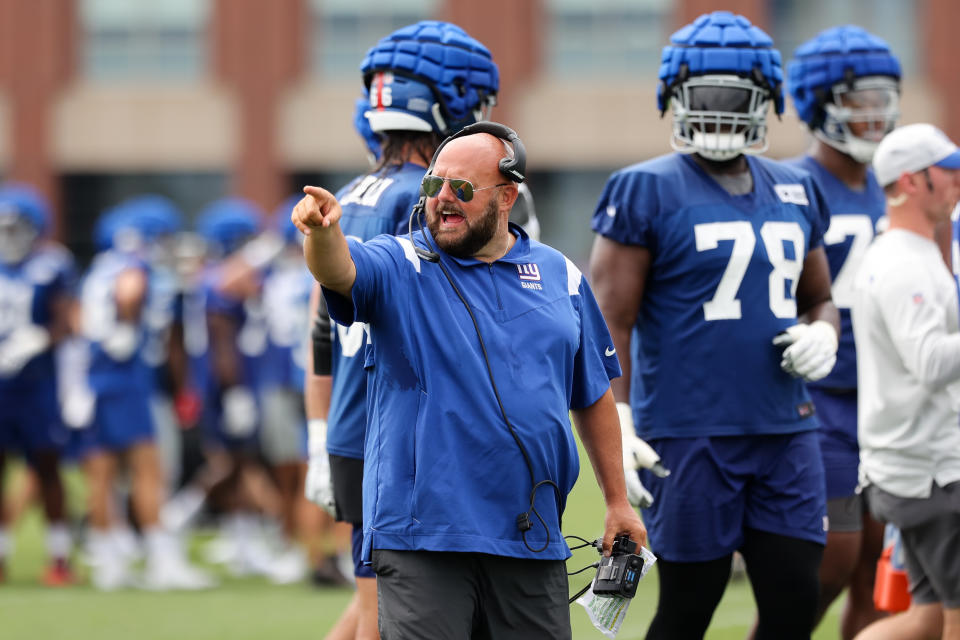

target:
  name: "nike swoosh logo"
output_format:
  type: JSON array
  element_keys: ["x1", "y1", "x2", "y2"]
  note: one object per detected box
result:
[{"x1": 605, "y1": 347, "x2": 616, "y2": 357}]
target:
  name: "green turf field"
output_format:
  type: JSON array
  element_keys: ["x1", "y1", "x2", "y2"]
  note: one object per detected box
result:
[{"x1": 1, "y1": 456, "x2": 844, "y2": 640}]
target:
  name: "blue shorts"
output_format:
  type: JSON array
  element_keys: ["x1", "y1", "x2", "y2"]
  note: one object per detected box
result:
[
  {"x1": 0, "y1": 382, "x2": 68, "y2": 453},
  {"x1": 352, "y1": 524, "x2": 375, "y2": 579},
  {"x1": 76, "y1": 391, "x2": 155, "y2": 456},
  {"x1": 640, "y1": 431, "x2": 827, "y2": 562},
  {"x1": 808, "y1": 388, "x2": 859, "y2": 499}
]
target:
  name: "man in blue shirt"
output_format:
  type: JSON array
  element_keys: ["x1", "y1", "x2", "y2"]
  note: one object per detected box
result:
[
  {"x1": 589, "y1": 11, "x2": 840, "y2": 640},
  {"x1": 785, "y1": 25, "x2": 901, "y2": 639},
  {"x1": 294, "y1": 125, "x2": 644, "y2": 639},
  {"x1": 303, "y1": 21, "x2": 511, "y2": 639}
]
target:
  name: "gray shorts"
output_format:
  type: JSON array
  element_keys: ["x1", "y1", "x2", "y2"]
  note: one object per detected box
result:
[
  {"x1": 258, "y1": 388, "x2": 305, "y2": 465},
  {"x1": 827, "y1": 493, "x2": 866, "y2": 533},
  {"x1": 371, "y1": 549, "x2": 571, "y2": 640},
  {"x1": 866, "y1": 482, "x2": 960, "y2": 607}
]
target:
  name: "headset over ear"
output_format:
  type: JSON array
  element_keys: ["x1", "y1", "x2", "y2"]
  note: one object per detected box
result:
[
  {"x1": 424, "y1": 121, "x2": 526, "y2": 184},
  {"x1": 410, "y1": 122, "x2": 527, "y2": 262}
]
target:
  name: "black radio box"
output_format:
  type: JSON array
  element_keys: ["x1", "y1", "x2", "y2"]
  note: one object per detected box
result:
[{"x1": 592, "y1": 536, "x2": 644, "y2": 598}]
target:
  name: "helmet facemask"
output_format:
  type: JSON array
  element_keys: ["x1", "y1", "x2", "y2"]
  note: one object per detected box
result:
[
  {"x1": 816, "y1": 75, "x2": 900, "y2": 163},
  {"x1": 0, "y1": 210, "x2": 39, "y2": 265},
  {"x1": 670, "y1": 74, "x2": 773, "y2": 161}
]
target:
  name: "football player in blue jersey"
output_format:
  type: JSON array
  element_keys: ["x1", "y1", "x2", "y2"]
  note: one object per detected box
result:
[
  {"x1": 79, "y1": 202, "x2": 214, "y2": 591},
  {"x1": 0, "y1": 183, "x2": 75, "y2": 586},
  {"x1": 785, "y1": 26, "x2": 901, "y2": 639},
  {"x1": 191, "y1": 199, "x2": 288, "y2": 577},
  {"x1": 589, "y1": 12, "x2": 840, "y2": 639},
  {"x1": 302, "y1": 21, "x2": 503, "y2": 640}
]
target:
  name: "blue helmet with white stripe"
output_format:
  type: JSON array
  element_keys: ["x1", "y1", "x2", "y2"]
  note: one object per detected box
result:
[
  {"x1": 658, "y1": 11, "x2": 783, "y2": 161},
  {"x1": 788, "y1": 25, "x2": 901, "y2": 163},
  {"x1": 0, "y1": 183, "x2": 50, "y2": 264},
  {"x1": 360, "y1": 21, "x2": 499, "y2": 136}
]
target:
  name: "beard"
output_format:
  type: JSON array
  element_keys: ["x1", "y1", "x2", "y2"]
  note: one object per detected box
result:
[{"x1": 427, "y1": 196, "x2": 500, "y2": 259}]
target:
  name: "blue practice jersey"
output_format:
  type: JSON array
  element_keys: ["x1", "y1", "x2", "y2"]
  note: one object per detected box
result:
[
  {"x1": 260, "y1": 255, "x2": 315, "y2": 393},
  {"x1": 327, "y1": 162, "x2": 426, "y2": 459},
  {"x1": 324, "y1": 225, "x2": 619, "y2": 561},
  {"x1": 785, "y1": 156, "x2": 885, "y2": 390},
  {"x1": 80, "y1": 250, "x2": 152, "y2": 396},
  {"x1": 0, "y1": 247, "x2": 73, "y2": 390},
  {"x1": 592, "y1": 153, "x2": 830, "y2": 440}
]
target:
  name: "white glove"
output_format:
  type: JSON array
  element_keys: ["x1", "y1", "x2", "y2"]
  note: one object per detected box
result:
[
  {"x1": 221, "y1": 386, "x2": 258, "y2": 437},
  {"x1": 617, "y1": 402, "x2": 669, "y2": 509},
  {"x1": 617, "y1": 402, "x2": 670, "y2": 478},
  {"x1": 772, "y1": 320, "x2": 839, "y2": 382},
  {"x1": 0, "y1": 325, "x2": 51, "y2": 377},
  {"x1": 305, "y1": 419, "x2": 336, "y2": 516},
  {"x1": 62, "y1": 387, "x2": 96, "y2": 429},
  {"x1": 625, "y1": 468, "x2": 654, "y2": 509}
]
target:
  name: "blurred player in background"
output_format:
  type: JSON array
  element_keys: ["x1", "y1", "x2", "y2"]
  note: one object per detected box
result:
[
  {"x1": 589, "y1": 11, "x2": 839, "y2": 639},
  {"x1": 78, "y1": 200, "x2": 213, "y2": 591},
  {"x1": 0, "y1": 183, "x2": 75, "y2": 586},
  {"x1": 785, "y1": 25, "x2": 901, "y2": 639},
  {"x1": 302, "y1": 20, "x2": 507, "y2": 639}
]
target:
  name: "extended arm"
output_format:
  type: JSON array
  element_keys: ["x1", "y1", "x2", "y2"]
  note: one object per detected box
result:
[
  {"x1": 292, "y1": 186, "x2": 357, "y2": 297},
  {"x1": 572, "y1": 388, "x2": 648, "y2": 554}
]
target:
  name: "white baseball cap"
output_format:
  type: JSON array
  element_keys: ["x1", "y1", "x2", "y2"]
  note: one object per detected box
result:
[{"x1": 873, "y1": 123, "x2": 960, "y2": 186}]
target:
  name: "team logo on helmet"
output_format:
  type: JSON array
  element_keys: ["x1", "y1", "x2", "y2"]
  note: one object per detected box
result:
[
  {"x1": 657, "y1": 11, "x2": 783, "y2": 161},
  {"x1": 788, "y1": 25, "x2": 901, "y2": 163},
  {"x1": 359, "y1": 21, "x2": 499, "y2": 136}
]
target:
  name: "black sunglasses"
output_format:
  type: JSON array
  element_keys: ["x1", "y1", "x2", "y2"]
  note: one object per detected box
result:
[{"x1": 421, "y1": 176, "x2": 509, "y2": 202}]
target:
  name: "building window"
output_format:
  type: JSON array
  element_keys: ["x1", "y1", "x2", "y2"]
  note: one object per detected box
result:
[
  {"x1": 769, "y1": 0, "x2": 918, "y2": 77},
  {"x1": 546, "y1": 0, "x2": 671, "y2": 78},
  {"x1": 310, "y1": 0, "x2": 438, "y2": 79},
  {"x1": 81, "y1": 0, "x2": 210, "y2": 82}
]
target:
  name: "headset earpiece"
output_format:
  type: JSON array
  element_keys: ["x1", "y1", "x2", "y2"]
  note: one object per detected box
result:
[{"x1": 423, "y1": 121, "x2": 526, "y2": 183}]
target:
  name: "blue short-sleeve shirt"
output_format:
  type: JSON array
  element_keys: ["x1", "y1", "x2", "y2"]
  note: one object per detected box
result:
[{"x1": 323, "y1": 223, "x2": 619, "y2": 561}]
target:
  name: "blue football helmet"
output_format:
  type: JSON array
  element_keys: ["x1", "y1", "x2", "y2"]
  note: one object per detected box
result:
[
  {"x1": 273, "y1": 195, "x2": 302, "y2": 246},
  {"x1": 196, "y1": 198, "x2": 262, "y2": 258},
  {"x1": 360, "y1": 20, "x2": 499, "y2": 136},
  {"x1": 93, "y1": 204, "x2": 145, "y2": 254},
  {"x1": 0, "y1": 183, "x2": 50, "y2": 264},
  {"x1": 354, "y1": 92, "x2": 382, "y2": 163},
  {"x1": 658, "y1": 11, "x2": 784, "y2": 161},
  {"x1": 788, "y1": 25, "x2": 901, "y2": 163},
  {"x1": 123, "y1": 195, "x2": 183, "y2": 241}
]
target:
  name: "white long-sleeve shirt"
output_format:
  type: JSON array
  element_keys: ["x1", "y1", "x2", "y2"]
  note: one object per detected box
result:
[{"x1": 852, "y1": 228, "x2": 960, "y2": 498}]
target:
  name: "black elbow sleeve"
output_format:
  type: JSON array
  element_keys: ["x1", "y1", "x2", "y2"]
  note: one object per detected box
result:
[{"x1": 312, "y1": 295, "x2": 333, "y2": 376}]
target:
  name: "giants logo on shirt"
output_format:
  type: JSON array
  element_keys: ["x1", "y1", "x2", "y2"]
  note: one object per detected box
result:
[{"x1": 517, "y1": 264, "x2": 542, "y2": 290}]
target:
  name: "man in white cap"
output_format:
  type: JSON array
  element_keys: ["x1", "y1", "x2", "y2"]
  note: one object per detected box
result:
[{"x1": 851, "y1": 122, "x2": 960, "y2": 640}]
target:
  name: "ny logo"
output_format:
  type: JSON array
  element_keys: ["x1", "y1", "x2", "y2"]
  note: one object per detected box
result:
[{"x1": 517, "y1": 264, "x2": 541, "y2": 281}]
